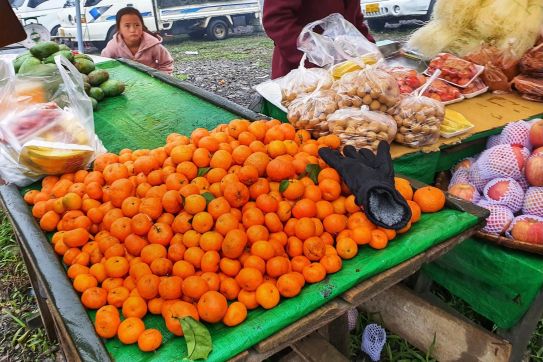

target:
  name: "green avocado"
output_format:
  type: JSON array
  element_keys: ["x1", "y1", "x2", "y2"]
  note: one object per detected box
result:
[
  {"x1": 74, "y1": 58, "x2": 96, "y2": 75},
  {"x1": 29, "y1": 41, "x2": 60, "y2": 60},
  {"x1": 88, "y1": 69, "x2": 109, "y2": 86},
  {"x1": 44, "y1": 50, "x2": 75, "y2": 64},
  {"x1": 99, "y1": 79, "x2": 125, "y2": 97},
  {"x1": 89, "y1": 87, "x2": 105, "y2": 101}
]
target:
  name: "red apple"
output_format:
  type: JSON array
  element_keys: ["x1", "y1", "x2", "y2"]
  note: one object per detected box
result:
[
  {"x1": 532, "y1": 147, "x2": 543, "y2": 157},
  {"x1": 487, "y1": 180, "x2": 510, "y2": 201},
  {"x1": 529, "y1": 120, "x2": 543, "y2": 148},
  {"x1": 525, "y1": 155, "x2": 543, "y2": 186},
  {"x1": 511, "y1": 145, "x2": 526, "y2": 169},
  {"x1": 511, "y1": 217, "x2": 543, "y2": 244},
  {"x1": 454, "y1": 159, "x2": 473, "y2": 172},
  {"x1": 449, "y1": 183, "x2": 478, "y2": 202},
  {"x1": 511, "y1": 219, "x2": 533, "y2": 241},
  {"x1": 530, "y1": 223, "x2": 543, "y2": 244},
  {"x1": 482, "y1": 205, "x2": 513, "y2": 234},
  {"x1": 523, "y1": 187, "x2": 543, "y2": 217}
]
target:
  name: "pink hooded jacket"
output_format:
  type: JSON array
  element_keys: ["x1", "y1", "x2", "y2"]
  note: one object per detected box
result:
[{"x1": 101, "y1": 32, "x2": 174, "y2": 73}]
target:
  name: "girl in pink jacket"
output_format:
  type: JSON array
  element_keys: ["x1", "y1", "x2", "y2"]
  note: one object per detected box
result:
[{"x1": 101, "y1": 7, "x2": 174, "y2": 73}]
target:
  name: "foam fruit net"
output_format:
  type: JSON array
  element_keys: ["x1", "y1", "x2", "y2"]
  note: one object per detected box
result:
[
  {"x1": 468, "y1": 162, "x2": 491, "y2": 192},
  {"x1": 486, "y1": 135, "x2": 502, "y2": 149},
  {"x1": 347, "y1": 308, "x2": 359, "y2": 331},
  {"x1": 480, "y1": 204, "x2": 514, "y2": 235},
  {"x1": 450, "y1": 168, "x2": 470, "y2": 186},
  {"x1": 523, "y1": 187, "x2": 543, "y2": 217},
  {"x1": 506, "y1": 214, "x2": 543, "y2": 238},
  {"x1": 362, "y1": 323, "x2": 387, "y2": 362},
  {"x1": 478, "y1": 144, "x2": 529, "y2": 180},
  {"x1": 483, "y1": 177, "x2": 525, "y2": 213},
  {"x1": 500, "y1": 120, "x2": 531, "y2": 149}
]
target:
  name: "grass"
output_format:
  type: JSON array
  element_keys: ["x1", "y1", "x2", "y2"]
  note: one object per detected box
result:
[{"x1": 0, "y1": 208, "x2": 58, "y2": 360}]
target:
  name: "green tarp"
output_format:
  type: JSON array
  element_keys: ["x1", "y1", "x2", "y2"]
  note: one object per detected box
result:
[
  {"x1": 261, "y1": 99, "x2": 543, "y2": 330},
  {"x1": 84, "y1": 61, "x2": 480, "y2": 361}
]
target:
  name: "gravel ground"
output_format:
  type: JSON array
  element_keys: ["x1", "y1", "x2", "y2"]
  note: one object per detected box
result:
[{"x1": 166, "y1": 24, "x2": 418, "y2": 108}]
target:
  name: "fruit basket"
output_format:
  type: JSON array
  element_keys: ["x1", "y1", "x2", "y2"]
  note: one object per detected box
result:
[{"x1": 476, "y1": 231, "x2": 543, "y2": 255}]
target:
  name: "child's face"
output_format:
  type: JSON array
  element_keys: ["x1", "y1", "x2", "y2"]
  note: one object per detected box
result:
[{"x1": 119, "y1": 14, "x2": 143, "y2": 45}]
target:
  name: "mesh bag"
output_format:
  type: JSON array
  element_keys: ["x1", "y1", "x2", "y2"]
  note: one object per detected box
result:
[
  {"x1": 483, "y1": 178, "x2": 525, "y2": 212},
  {"x1": 453, "y1": 157, "x2": 475, "y2": 172},
  {"x1": 517, "y1": 176, "x2": 530, "y2": 192},
  {"x1": 362, "y1": 323, "x2": 386, "y2": 362},
  {"x1": 500, "y1": 121, "x2": 532, "y2": 149},
  {"x1": 477, "y1": 198, "x2": 491, "y2": 208},
  {"x1": 347, "y1": 308, "x2": 359, "y2": 332},
  {"x1": 468, "y1": 162, "x2": 492, "y2": 192},
  {"x1": 486, "y1": 135, "x2": 503, "y2": 149},
  {"x1": 523, "y1": 187, "x2": 543, "y2": 217},
  {"x1": 479, "y1": 204, "x2": 515, "y2": 235},
  {"x1": 506, "y1": 215, "x2": 543, "y2": 239},
  {"x1": 450, "y1": 168, "x2": 470, "y2": 186},
  {"x1": 326, "y1": 107, "x2": 397, "y2": 152},
  {"x1": 477, "y1": 144, "x2": 528, "y2": 180},
  {"x1": 391, "y1": 95, "x2": 444, "y2": 147},
  {"x1": 286, "y1": 89, "x2": 341, "y2": 138},
  {"x1": 448, "y1": 182, "x2": 481, "y2": 203}
]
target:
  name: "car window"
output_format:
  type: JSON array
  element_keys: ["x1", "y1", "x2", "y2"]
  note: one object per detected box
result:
[
  {"x1": 10, "y1": 0, "x2": 26, "y2": 7},
  {"x1": 157, "y1": 0, "x2": 223, "y2": 7},
  {"x1": 27, "y1": 0, "x2": 49, "y2": 8},
  {"x1": 84, "y1": 0, "x2": 101, "y2": 6}
]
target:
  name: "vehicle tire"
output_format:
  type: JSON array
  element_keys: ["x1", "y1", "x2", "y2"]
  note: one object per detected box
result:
[
  {"x1": 367, "y1": 19, "x2": 386, "y2": 31},
  {"x1": 206, "y1": 19, "x2": 229, "y2": 41},
  {"x1": 50, "y1": 25, "x2": 60, "y2": 36},
  {"x1": 188, "y1": 30, "x2": 206, "y2": 39}
]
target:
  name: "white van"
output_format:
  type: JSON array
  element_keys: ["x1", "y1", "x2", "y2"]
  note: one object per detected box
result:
[
  {"x1": 58, "y1": 0, "x2": 261, "y2": 48},
  {"x1": 10, "y1": 0, "x2": 75, "y2": 36},
  {"x1": 361, "y1": 0, "x2": 434, "y2": 30}
]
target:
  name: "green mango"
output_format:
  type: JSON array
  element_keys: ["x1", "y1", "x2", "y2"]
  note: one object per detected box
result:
[
  {"x1": 74, "y1": 58, "x2": 95, "y2": 75},
  {"x1": 18, "y1": 63, "x2": 58, "y2": 77},
  {"x1": 88, "y1": 69, "x2": 109, "y2": 86},
  {"x1": 44, "y1": 50, "x2": 74, "y2": 64},
  {"x1": 81, "y1": 74, "x2": 90, "y2": 84},
  {"x1": 90, "y1": 97, "x2": 98, "y2": 111},
  {"x1": 99, "y1": 79, "x2": 125, "y2": 97},
  {"x1": 29, "y1": 41, "x2": 60, "y2": 60},
  {"x1": 58, "y1": 44, "x2": 71, "y2": 51},
  {"x1": 84, "y1": 82, "x2": 91, "y2": 95},
  {"x1": 74, "y1": 53, "x2": 93, "y2": 62},
  {"x1": 18, "y1": 57, "x2": 42, "y2": 74},
  {"x1": 89, "y1": 87, "x2": 104, "y2": 101},
  {"x1": 13, "y1": 52, "x2": 31, "y2": 73}
]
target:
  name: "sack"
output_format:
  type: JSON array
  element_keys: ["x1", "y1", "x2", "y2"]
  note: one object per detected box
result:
[
  {"x1": 297, "y1": 13, "x2": 382, "y2": 68},
  {"x1": 0, "y1": 56, "x2": 104, "y2": 186},
  {"x1": 286, "y1": 89, "x2": 341, "y2": 138}
]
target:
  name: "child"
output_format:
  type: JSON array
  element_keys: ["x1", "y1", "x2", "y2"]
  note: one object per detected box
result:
[{"x1": 101, "y1": 7, "x2": 174, "y2": 74}]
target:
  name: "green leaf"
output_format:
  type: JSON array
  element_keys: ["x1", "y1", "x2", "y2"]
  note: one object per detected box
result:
[
  {"x1": 197, "y1": 167, "x2": 211, "y2": 177},
  {"x1": 305, "y1": 164, "x2": 321, "y2": 184},
  {"x1": 179, "y1": 317, "x2": 212, "y2": 360},
  {"x1": 201, "y1": 192, "x2": 215, "y2": 205},
  {"x1": 279, "y1": 180, "x2": 290, "y2": 193}
]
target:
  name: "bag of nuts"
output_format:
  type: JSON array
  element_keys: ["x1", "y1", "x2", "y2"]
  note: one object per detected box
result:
[
  {"x1": 392, "y1": 96, "x2": 445, "y2": 147},
  {"x1": 327, "y1": 107, "x2": 397, "y2": 152},
  {"x1": 287, "y1": 88, "x2": 342, "y2": 138},
  {"x1": 276, "y1": 55, "x2": 334, "y2": 107},
  {"x1": 332, "y1": 65, "x2": 401, "y2": 113}
]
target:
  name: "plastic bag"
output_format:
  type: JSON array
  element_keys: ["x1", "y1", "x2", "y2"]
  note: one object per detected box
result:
[
  {"x1": 286, "y1": 89, "x2": 341, "y2": 138},
  {"x1": 326, "y1": 107, "x2": 397, "y2": 152},
  {"x1": 297, "y1": 13, "x2": 382, "y2": 68},
  {"x1": 331, "y1": 64, "x2": 401, "y2": 113},
  {"x1": 519, "y1": 43, "x2": 543, "y2": 77},
  {"x1": 513, "y1": 75, "x2": 543, "y2": 102},
  {"x1": 275, "y1": 55, "x2": 333, "y2": 107},
  {"x1": 0, "y1": 56, "x2": 103, "y2": 186},
  {"x1": 391, "y1": 95, "x2": 444, "y2": 147}
]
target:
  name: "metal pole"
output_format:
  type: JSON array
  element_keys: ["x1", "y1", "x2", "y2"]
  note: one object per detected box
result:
[{"x1": 75, "y1": 0, "x2": 84, "y2": 53}]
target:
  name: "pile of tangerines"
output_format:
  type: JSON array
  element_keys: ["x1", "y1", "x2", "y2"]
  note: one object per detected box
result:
[{"x1": 23, "y1": 119, "x2": 445, "y2": 352}]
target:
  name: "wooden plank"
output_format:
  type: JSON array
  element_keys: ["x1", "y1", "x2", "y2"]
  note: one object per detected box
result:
[
  {"x1": 360, "y1": 285, "x2": 512, "y2": 362},
  {"x1": 326, "y1": 313, "x2": 351, "y2": 357},
  {"x1": 228, "y1": 350, "x2": 250, "y2": 362},
  {"x1": 254, "y1": 299, "x2": 351, "y2": 353},
  {"x1": 278, "y1": 351, "x2": 305, "y2": 362},
  {"x1": 290, "y1": 333, "x2": 350, "y2": 362}
]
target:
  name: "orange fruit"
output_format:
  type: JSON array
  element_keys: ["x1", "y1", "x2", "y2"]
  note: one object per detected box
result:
[
  {"x1": 395, "y1": 177, "x2": 414, "y2": 201},
  {"x1": 137, "y1": 329, "x2": 162, "y2": 352},
  {"x1": 117, "y1": 317, "x2": 145, "y2": 344},
  {"x1": 255, "y1": 282, "x2": 280, "y2": 309},
  {"x1": 413, "y1": 186, "x2": 445, "y2": 213},
  {"x1": 222, "y1": 301, "x2": 247, "y2": 327},
  {"x1": 197, "y1": 290, "x2": 228, "y2": 323}
]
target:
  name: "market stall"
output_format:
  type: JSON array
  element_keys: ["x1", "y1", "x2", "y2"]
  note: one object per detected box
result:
[{"x1": 0, "y1": 58, "x2": 488, "y2": 361}]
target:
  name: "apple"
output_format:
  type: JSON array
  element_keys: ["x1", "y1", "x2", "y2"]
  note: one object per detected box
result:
[
  {"x1": 454, "y1": 158, "x2": 473, "y2": 172},
  {"x1": 511, "y1": 216, "x2": 543, "y2": 244},
  {"x1": 448, "y1": 183, "x2": 479, "y2": 202},
  {"x1": 482, "y1": 204, "x2": 514, "y2": 234},
  {"x1": 486, "y1": 180, "x2": 510, "y2": 201},
  {"x1": 511, "y1": 145, "x2": 527, "y2": 170},
  {"x1": 525, "y1": 155, "x2": 543, "y2": 186},
  {"x1": 532, "y1": 147, "x2": 543, "y2": 157},
  {"x1": 484, "y1": 178, "x2": 524, "y2": 212},
  {"x1": 502, "y1": 121, "x2": 530, "y2": 148},
  {"x1": 522, "y1": 187, "x2": 543, "y2": 217},
  {"x1": 529, "y1": 120, "x2": 543, "y2": 148}
]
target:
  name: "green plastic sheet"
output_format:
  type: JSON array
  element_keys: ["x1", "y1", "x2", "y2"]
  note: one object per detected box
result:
[
  {"x1": 92, "y1": 211, "x2": 478, "y2": 362},
  {"x1": 422, "y1": 238, "x2": 543, "y2": 329}
]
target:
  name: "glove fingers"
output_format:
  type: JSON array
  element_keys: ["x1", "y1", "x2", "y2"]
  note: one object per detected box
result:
[
  {"x1": 375, "y1": 141, "x2": 394, "y2": 176},
  {"x1": 358, "y1": 147, "x2": 377, "y2": 166},
  {"x1": 343, "y1": 145, "x2": 361, "y2": 159},
  {"x1": 318, "y1": 147, "x2": 344, "y2": 170}
]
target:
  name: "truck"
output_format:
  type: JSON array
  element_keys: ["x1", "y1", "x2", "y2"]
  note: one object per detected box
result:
[
  {"x1": 10, "y1": 0, "x2": 75, "y2": 36},
  {"x1": 58, "y1": 0, "x2": 261, "y2": 48},
  {"x1": 360, "y1": 0, "x2": 435, "y2": 30}
]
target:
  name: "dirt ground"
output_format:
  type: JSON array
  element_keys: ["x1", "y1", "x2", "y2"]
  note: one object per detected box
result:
[{"x1": 165, "y1": 24, "x2": 417, "y2": 108}]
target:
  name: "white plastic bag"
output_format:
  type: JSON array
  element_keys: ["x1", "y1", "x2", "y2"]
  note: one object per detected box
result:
[
  {"x1": 0, "y1": 56, "x2": 104, "y2": 186},
  {"x1": 297, "y1": 13, "x2": 382, "y2": 68},
  {"x1": 287, "y1": 88, "x2": 341, "y2": 138}
]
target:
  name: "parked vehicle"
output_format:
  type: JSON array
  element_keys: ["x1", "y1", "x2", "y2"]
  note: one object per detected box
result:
[
  {"x1": 58, "y1": 0, "x2": 261, "y2": 48},
  {"x1": 360, "y1": 0, "x2": 434, "y2": 30},
  {"x1": 10, "y1": 0, "x2": 75, "y2": 36}
]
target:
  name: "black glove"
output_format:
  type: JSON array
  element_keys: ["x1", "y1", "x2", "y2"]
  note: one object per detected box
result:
[{"x1": 318, "y1": 141, "x2": 411, "y2": 230}]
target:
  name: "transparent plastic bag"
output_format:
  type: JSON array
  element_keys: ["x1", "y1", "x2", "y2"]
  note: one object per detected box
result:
[
  {"x1": 387, "y1": 67, "x2": 427, "y2": 94},
  {"x1": 286, "y1": 89, "x2": 341, "y2": 138},
  {"x1": 392, "y1": 95, "x2": 444, "y2": 147},
  {"x1": 326, "y1": 106, "x2": 397, "y2": 152},
  {"x1": 297, "y1": 13, "x2": 382, "y2": 68},
  {"x1": 520, "y1": 43, "x2": 543, "y2": 77},
  {"x1": 513, "y1": 75, "x2": 543, "y2": 102},
  {"x1": 0, "y1": 56, "x2": 104, "y2": 186},
  {"x1": 275, "y1": 54, "x2": 333, "y2": 107},
  {"x1": 332, "y1": 64, "x2": 401, "y2": 113}
]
